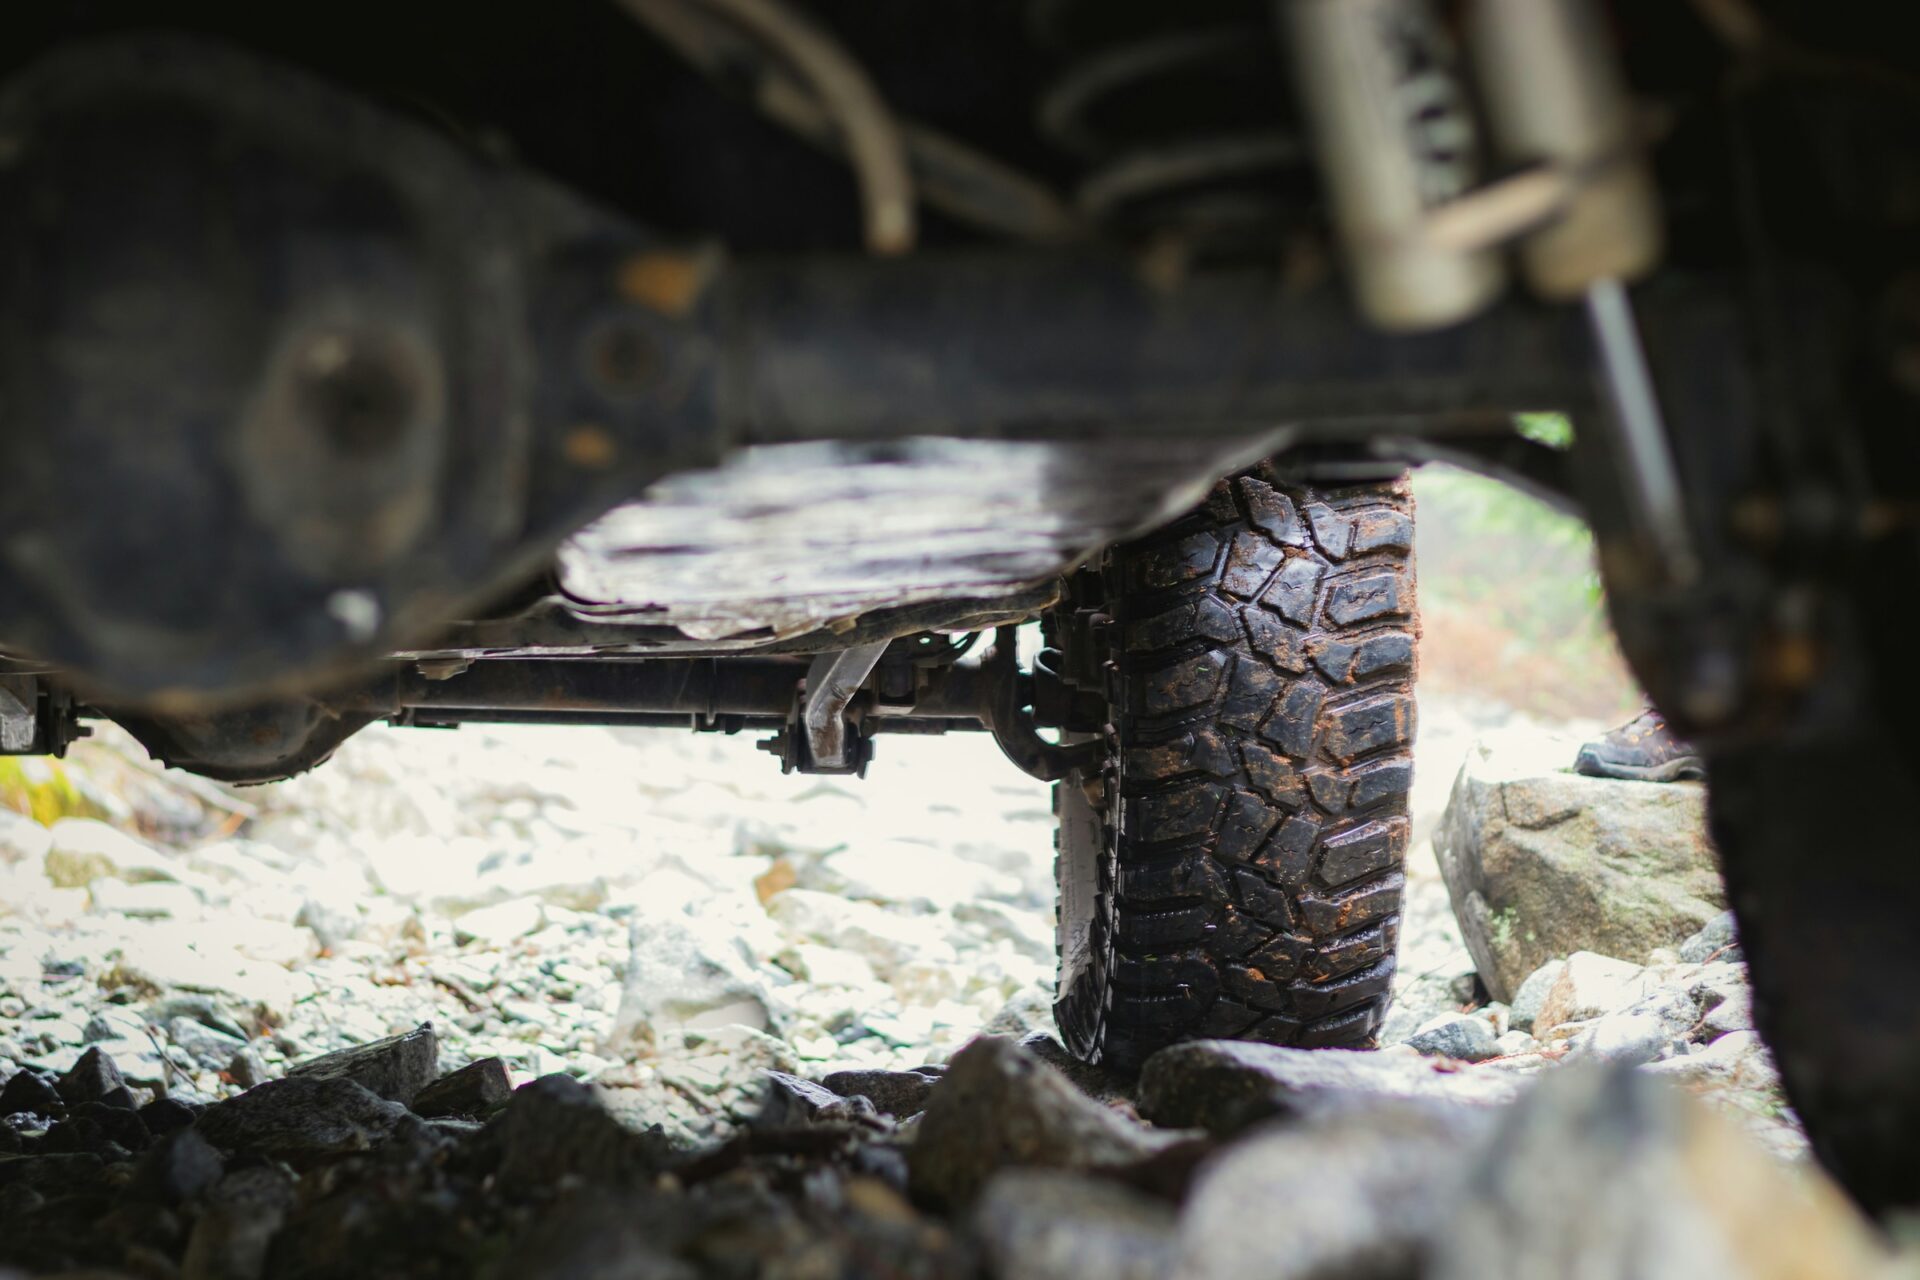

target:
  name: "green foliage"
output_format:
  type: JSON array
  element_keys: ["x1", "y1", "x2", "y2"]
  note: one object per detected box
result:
[
  {"x1": 1412, "y1": 454, "x2": 1641, "y2": 719},
  {"x1": 1516, "y1": 412, "x2": 1574, "y2": 450},
  {"x1": 0, "y1": 755, "x2": 104, "y2": 826},
  {"x1": 1417, "y1": 465, "x2": 1604, "y2": 613}
]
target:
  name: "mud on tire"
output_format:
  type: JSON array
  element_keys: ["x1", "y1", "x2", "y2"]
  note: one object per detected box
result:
[{"x1": 1052, "y1": 466, "x2": 1418, "y2": 1071}]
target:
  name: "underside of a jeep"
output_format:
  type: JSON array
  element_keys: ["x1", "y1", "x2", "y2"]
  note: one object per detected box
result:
[{"x1": 3, "y1": 0, "x2": 1920, "y2": 1213}]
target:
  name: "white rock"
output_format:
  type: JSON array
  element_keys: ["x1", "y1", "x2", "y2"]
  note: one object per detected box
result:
[
  {"x1": 1508, "y1": 959, "x2": 1565, "y2": 1034},
  {"x1": 1534, "y1": 952, "x2": 1648, "y2": 1036},
  {"x1": 1702, "y1": 987, "x2": 1754, "y2": 1038},
  {"x1": 782, "y1": 943, "x2": 878, "y2": 988},
  {"x1": 1493, "y1": 1029, "x2": 1540, "y2": 1058},
  {"x1": 1566, "y1": 1011, "x2": 1672, "y2": 1066},
  {"x1": 1477, "y1": 1002, "x2": 1512, "y2": 1039},
  {"x1": 1617, "y1": 986, "x2": 1700, "y2": 1044},
  {"x1": 765, "y1": 889, "x2": 957, "y2": 976},
  {"x1": 44, "y1": 818, "x2": 177, "y2": 888},
  {"x1": 608, "y1": 906, "x2": 771, "y2": 1044},
  {"x1": 471, "y1": 839, "x2": 613, "y2": 911},
  {"x1": 90, "y1": 879, "x2": 205, "y2": 920},
  {"x1": 0, "y1": 810, "x2": 51, "y2": 866},
  {"x1": 809, "y1": 841, "x2": 1021, "y2": 911},
  {"x1": 454, "y1": 897, "x2": 546, "y2": 947},
  {"x1": 187, "y1": 840, "x2": 293, "y2": 886},
  {"x1": 360, "y1": 833, "x2": 487, "y2": 902},
  {"x1": 1640, "y1": 1030, "x2": 1777, "y2": 1088},
  {"x1": 952, "y1": 899, "x2": 1055, "y2": 962},
  {"x1": 110, "y1": 928, "x2": 303, "y2": 1016},
  {"x1": 1685, "y1": 963, "x2": 1748, "y2": 1019}
]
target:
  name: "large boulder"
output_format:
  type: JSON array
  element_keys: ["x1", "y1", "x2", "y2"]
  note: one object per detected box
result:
[{"x1": 1434, "y1": 739, "x2": 1724, "y2": 1001}]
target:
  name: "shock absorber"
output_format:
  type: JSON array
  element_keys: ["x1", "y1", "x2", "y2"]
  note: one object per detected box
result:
[
  {"x1": 1462, "y1": 0, "x2": 1694, "y2": 582},
  {"x1": 1283, "y1": 0, "x2": 1690, "y2": 578},
  {"x1": 1282, "y1": 0, "x2": 1506, "y2": 329}
]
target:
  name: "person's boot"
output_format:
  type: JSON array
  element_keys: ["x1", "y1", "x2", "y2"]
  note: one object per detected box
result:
[{"x1": 1573, "y1": 707, "x2": 1705, "y2": 782}]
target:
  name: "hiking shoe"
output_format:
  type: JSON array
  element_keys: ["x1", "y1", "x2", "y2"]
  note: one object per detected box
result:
[{"x1": 1573, "y1": 708, "x2": 1705, "y2": 782}]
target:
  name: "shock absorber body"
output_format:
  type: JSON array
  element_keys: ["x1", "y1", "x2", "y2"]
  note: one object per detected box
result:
[{"x1": 1283, "y1": 0, "x2": 1505, "y2": 329}]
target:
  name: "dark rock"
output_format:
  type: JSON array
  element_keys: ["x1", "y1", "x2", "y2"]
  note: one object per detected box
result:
[
  {"x1": 1137, "y1": 1040, "x2": 1521, "y2": 1134},
  {"x1": 496, "y1": 1074, "x2": 668, "y2": 1193},
  {"x1": 139, "y1": 1096, "x2": 205, "y2": 1137},
  {"x1": 850, "y1": 1140, "x2": 911, "y2": 1194},
  {"x1": 181, "y1": 1165, "x2": 296, "y2": 1280},
  {"x1": 129, "y1": 1128, "x2": 224, "y2": 1205},
  {"x1": 758, "y1": 1071, "x2": 877, "y2": 1128},
  {"x1": 0, "y1": 1151, "x2": 108, "y2": 1194},
  {"x1": 479, "y1": 1188, "x2": 699, "y2": 1280},
  {"x1": 0, "y1": 1069, "x2": 61, "y2": 1118},
  {"x1": 1429, "y1": 1068, "x2": 1885, "y2": 1279},
  {"x1": 52, "y1": 1101, "x2": 149, "y2": 1154},
  {"x1": 1449, "y1": 971, "x2": 1490, "y2": 1006},
  {"x1": 227, "y1": 1048, "x2": 269, "y2": 1089},
  {"x1": 1177, "y1": 1102, "x2": 1492, "y2": 1279},
  {"x1": 908, "y1": 1037, "x2": 1175, "y2": 1208},
  {"x1": 0, "y1": 1178, "x2": 44, "y2": 1220},
  {"x1": 284, "y1": 1022, "x2": 438, "y2": 1106},
  {"x1": 98, "y1": 1199, "x2": 188, "y2": 1256},
  {"x1": 149, "y1": 993, "x2": 252, "y2": 1043},
  {"x1": 98, "y1": 1084, "x2": 139, "y2": 1111},
  {"x1": 972, "y1": 1169, "x2": 1177, "y2": 1280},
  {"x1": 821, "y1": 1067, "x2": 941, "y2": 1118},
  {"x1": 1677, "y1": 910, "x2": 1742, "y2": 965},
  {"x1": 1407, "y1": 1014, "x2": 1503, "y2": 1063},
  {"x1": 411, "y1": 1057, "x2": 512, "y2": 1119},
  {"x1": 425, "y1": 1117, "x2": 486, "y2": 1141},
  {"x1": 1, "y1": 1112, "x2": 45, "y2": 1144},
  {"x1": 167, "y1": 1016, "x2": 247, "y2": 1073},
  {"x1": 194, "y1": 1076, "x2": 409, "y2": 1162},
  {"x1": 55, "y1": 1046, "x2": 126, "y2": 1107},
  {"x1": 266, "y1": 1152, "x2": 475, "y2": 1280}
]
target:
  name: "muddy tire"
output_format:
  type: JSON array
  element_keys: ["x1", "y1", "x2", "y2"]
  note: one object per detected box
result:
[
  {"x1": 1051, "y1": 467, "x2": 1419, "y2": 1071},
  {"x1": 1704, "y1": 515, "x2": 1920, "y2": 1216}
]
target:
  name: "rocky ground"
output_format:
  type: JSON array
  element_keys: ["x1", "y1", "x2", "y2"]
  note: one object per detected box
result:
[{"x1": 0, "y1": 693, "x2": 1852, "y2": 1276}]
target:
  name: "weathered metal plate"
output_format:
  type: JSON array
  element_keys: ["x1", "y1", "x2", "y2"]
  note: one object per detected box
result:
[{"x1": 555, "y1": 437, "x2": 1261, "y2": 641}]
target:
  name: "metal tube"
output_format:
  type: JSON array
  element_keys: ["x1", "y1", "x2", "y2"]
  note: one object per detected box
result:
[
  {"x1": 1281, "y1": 0, "x2": 1507, "y2": 329},
  {"x1": 1586, "y1": 278, "x2": 1698, "y2": 584},
  {"x1": 340, "y1": 658, "x2": 811, "y2": 717},
  {"x1": 1465, "y1": 0, "x2": 1663, "y2": 297},
  {"x1": 723, "y1": 254, "x2": 1594, "y2": 444}
]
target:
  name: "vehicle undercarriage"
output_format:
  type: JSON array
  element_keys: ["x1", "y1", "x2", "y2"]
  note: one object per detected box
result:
[{"x1": 4, "y1": 0, "x2": 1920, "y2": 1212}]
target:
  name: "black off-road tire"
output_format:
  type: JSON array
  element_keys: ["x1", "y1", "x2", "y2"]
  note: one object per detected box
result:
[
  {"x1": 1052, "y1": 466, "x2": 1419, "y2": 1071},
  {"x1": 1703, "y1": 521, "x2": 1920, "y2": 1214}
]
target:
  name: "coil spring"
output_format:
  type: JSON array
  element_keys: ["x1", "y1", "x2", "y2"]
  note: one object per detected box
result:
[{"x1": 1032, "y1": 0, "x2": 1309, "y2": 252}]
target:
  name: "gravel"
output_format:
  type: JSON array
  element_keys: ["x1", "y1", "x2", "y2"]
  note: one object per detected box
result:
[{"x1": 0, "y1": 693, "x2": 1806, "y2": 1205}]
